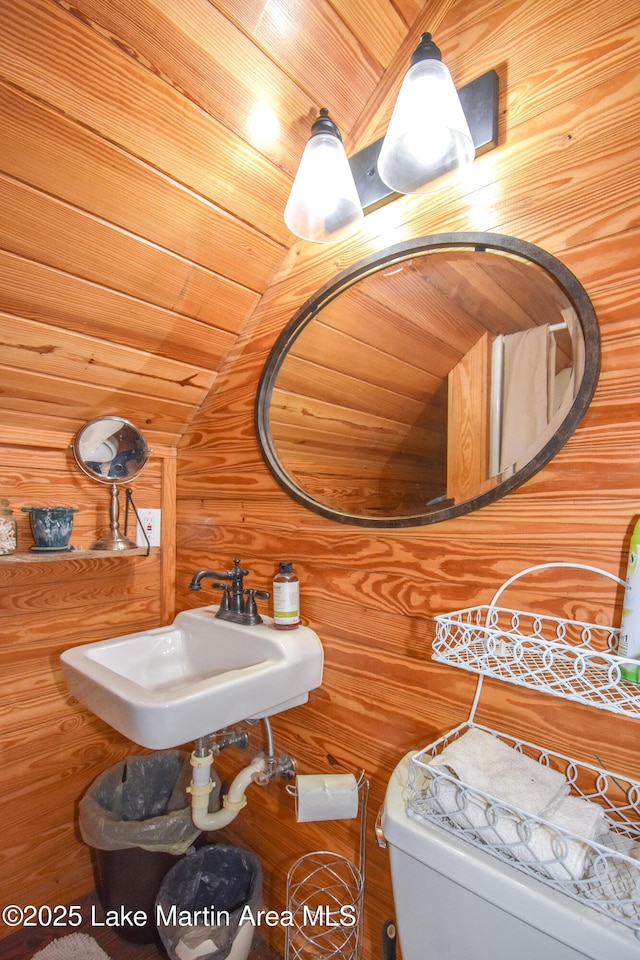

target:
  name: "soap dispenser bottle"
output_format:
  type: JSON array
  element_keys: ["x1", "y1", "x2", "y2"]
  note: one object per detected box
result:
[
  {"x1": 273, "y1": 561, "x2": 300, "y2": 630},
  {"x1": 618, "y1": 516, "x2": 640, "y2": 683}
]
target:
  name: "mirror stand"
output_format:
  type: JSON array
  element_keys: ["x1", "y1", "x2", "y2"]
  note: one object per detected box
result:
[
  {"x1": 71, "y1": 416, "x2": 150, "y2": 551},
  {"x1": 93, "y1": 483, "x2": 137, "y2": 551}
]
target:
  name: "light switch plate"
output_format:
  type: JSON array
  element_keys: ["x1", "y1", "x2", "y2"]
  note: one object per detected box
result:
[{"x1": 136, "y1": 508, "x2": 161, "y2": 547}]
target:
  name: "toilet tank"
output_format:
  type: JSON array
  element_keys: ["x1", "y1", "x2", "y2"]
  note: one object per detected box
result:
[{"x1": 382, "y1": 753, "x2": 638, "y2": 960}]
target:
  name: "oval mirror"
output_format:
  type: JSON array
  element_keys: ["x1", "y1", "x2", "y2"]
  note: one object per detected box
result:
[
  {"x1": 256, "y1": 233, "x2": 600, "y2": 527},
  {"x1": 72, "y1": 416, "x2": 150, "y2": 550}
]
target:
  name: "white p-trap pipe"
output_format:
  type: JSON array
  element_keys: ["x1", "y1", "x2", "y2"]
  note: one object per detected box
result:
[{"x1": 187, "y1": 749, "x2": 268, "y2": 831}]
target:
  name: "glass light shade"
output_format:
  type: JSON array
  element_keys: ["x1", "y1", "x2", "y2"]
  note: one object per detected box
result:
[
  {"x1": 377, "y1": 57, "x2": 475, "y2": 195},
  {"x1": 284, "y1": 131, "x2": 363, "y2": 243}
]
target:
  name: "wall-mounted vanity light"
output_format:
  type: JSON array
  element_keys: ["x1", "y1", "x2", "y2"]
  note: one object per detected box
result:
[
  {"x1": 284, "y1": 108, "x2": 364, "y2": 243},
  {"x1": 285, "y1": 33, "x2": 499, "y2": 243}
]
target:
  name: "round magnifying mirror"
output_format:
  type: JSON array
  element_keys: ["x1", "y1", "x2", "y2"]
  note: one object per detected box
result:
[{"x1": 72, "y1": 416, "x2": 149, "y2": 549}]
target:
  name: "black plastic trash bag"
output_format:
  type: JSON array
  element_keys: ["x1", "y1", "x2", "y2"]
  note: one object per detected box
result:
[
  {"x1": 156, "y1": 844, "x2": 263, "y2": 960},
  {"x1": 79, "y1": 750, "x2": 200, "y2": 855}
]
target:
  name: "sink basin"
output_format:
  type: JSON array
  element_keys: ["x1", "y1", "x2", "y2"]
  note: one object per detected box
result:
[{"x1": 61, "y1": 606, "x2": 324, "y2": 749}]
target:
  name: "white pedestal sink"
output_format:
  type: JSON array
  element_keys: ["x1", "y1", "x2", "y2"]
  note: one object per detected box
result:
[{"x1": 61, "y1": 605, "x2": 323, "y2": 749}]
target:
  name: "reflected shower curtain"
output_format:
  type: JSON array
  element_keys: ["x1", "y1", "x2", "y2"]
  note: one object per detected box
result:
[{"x1": 498, "y1": 308, "x2": 582, "y2": 475}]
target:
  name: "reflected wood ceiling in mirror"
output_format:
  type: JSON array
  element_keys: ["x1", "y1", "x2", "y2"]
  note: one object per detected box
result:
[
  {"x1": 258, "y1": 236, "x2": 596, "y2": 524},
  {"x1": 0, "y1": 0, "x2": 424, "y2": 450},
  {"x1": 268, "y1": 253, "x2": 573, "y2": 483}
]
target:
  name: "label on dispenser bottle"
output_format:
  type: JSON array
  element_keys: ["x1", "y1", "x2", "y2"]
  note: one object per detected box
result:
[
  {"x1": 619, "y1": 518, "x2": 640, "y2": 683},
  {"x1": 273, "y1": 581, "x2": 300, "y2": 626}
]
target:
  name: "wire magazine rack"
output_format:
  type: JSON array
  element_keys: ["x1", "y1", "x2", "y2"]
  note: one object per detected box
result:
[
  {"x1": 408, "y1": 563, "x2": 640, "y2": 936},
  {"x1": 285, "y1": 772, "x2": 370, "y2": 960}
]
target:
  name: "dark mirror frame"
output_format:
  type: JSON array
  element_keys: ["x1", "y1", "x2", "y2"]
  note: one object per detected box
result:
[{"x1": 255, "y1": 233, "x2": 600, "y2": 528}]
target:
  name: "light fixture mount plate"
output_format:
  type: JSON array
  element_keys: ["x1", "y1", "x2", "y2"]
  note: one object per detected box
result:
[{"x1": 349, "y1": 69, "x2": 499, "y2": 212}]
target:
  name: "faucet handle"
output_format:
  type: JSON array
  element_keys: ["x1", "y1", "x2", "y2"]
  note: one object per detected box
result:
[
  {"x1": 212, "y1": 582, "x2": 231, "y2": 612},
  {"x1": 243, "y1": 589, "x2": 270, "y2": 625}
]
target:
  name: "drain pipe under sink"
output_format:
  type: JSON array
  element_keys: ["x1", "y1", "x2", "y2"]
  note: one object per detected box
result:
[{"x1": 188, "y1": 747, "x2": 268, "y2": 831}]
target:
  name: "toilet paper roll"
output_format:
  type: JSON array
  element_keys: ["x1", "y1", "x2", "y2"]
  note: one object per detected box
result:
[{"x1": 295, "y1": 773, "x2": 359, "y2": 822}]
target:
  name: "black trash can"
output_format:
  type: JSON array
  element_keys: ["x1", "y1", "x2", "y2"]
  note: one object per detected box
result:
[
  {"x1": 79, "y1": 751, "x2": 203, "y2": 944},
  {"x1": 156, "y1": 844, "x2": 262, "y2": 960}
]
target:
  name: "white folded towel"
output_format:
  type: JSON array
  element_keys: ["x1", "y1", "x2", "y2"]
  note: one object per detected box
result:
[
  {"x1": 424, "y1": 728, "x2": 609, "y2": 881},
  {"x1": 502, "y1": 792, "x2": 608, "y2": 880},
  {"x1": 584, "y1": 832, "x2": 640, "y2": 922},
  {"x1": 428, "y1": 728, "x2": 569, "y2": 818}
]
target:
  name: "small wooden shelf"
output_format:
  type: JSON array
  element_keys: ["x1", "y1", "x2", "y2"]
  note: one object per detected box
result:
[{"x1": 0, "y1": 546, "x2": 155, "y2": 562}]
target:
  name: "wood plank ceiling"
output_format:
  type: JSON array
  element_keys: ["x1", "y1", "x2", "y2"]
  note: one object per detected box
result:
[{"x1": 0, "y1": 0, "x2": 424, "y2": 451}]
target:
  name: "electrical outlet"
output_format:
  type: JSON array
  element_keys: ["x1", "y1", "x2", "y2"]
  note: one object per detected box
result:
[{"x1": 136, "y1": 508, "x2": 161, "y2": 548}]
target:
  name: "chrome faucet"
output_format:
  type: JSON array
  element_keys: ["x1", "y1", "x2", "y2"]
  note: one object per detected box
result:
[{"x1": 189, "y1": 558, "x2": 270, "y2": 625}]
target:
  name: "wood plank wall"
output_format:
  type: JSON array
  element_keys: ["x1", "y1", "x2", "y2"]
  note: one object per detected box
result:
[
  {"x1": 0, "y1": 0, "x2": 637, "y2": 954},
  {"x1": 175, "y1": 1, "x2": 640, "y2": 958},
  {"x1": 0, "y1": 447, "x2": 174, "y2": 933}
]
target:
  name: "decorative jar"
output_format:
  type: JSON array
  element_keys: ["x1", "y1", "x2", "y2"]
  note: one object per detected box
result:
[
  {"x1": 0, "y1": 498, "x2": 17, "y2": 555},
  {"x1": 21, "y1": 505, "x2": 78, "y2": 551}
]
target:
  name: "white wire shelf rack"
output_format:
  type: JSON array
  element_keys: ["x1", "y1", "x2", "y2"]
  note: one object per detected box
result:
[
  {"x1": 407, "y1": 721, "x2": 640, "y2": 936},
  {"x1": 433, "y1": 562, "x2": 640, "y2": 717}
]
